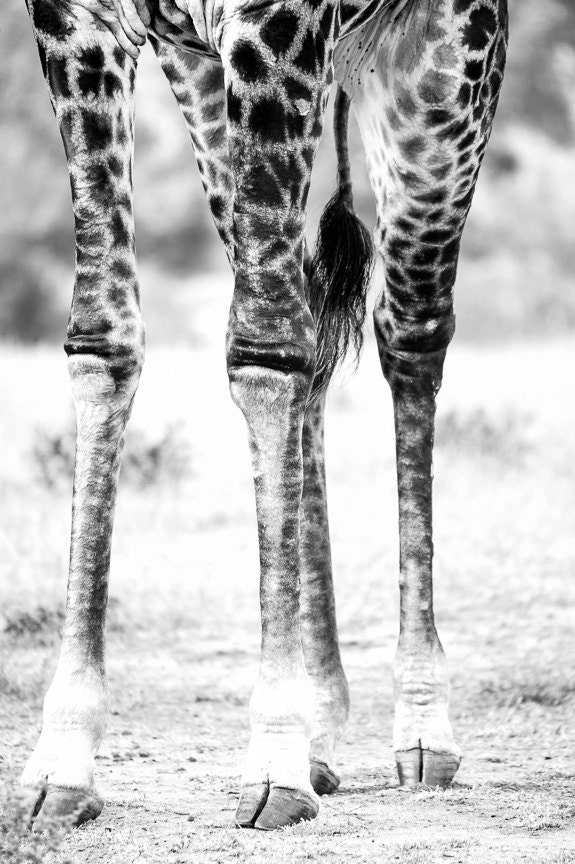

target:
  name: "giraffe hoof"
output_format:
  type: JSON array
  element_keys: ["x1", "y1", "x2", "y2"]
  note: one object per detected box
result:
[
  {"x1": 422, "y1": 750, "x2": 461, "y2": 787},
  {"x1": 235, "y1": 783, "x2": 269, "y2": 827},
  {"x1": 254, "y1": 786, "x2": 319, "y2": 830},
  {"x1": 395, "y1": 748, "x2": 460, "y2": 788},
  {"x1": 310, "y1": 759, "x2": 340, "y2": 795},
  {"x1": 30, "y1": 786, "x2": 104, "y2": 830}
]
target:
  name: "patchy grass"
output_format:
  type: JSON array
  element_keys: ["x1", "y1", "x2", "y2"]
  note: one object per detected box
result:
[
  {"x1": 0, "y1": 783, "x2": 73, "y2": 864},
  {"x1": 31, "y1": 422, "x2": 192, "y2": 490},
  {"x1": 435, "y1": 406, "x2": 533, "y2": 465},
  {"x1": 4, "y1": 607, "x2": 64, "y2": 642}
]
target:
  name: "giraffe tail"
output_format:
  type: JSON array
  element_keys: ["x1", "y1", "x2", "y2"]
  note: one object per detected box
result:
[{"x1": 307, "y1": 85, "x2": 374, "y2": 403}]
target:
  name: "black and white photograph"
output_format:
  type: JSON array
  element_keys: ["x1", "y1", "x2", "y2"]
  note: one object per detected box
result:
[{"x1": 0, "y1": 0, "x2": 574, "y2": 861}]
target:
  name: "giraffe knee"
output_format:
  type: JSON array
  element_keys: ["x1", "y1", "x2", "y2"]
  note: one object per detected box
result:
[
  {"x1": 226, "y1": 290, "x2": 317, "y2": 386},
  {"x1": 227, "y1": 324, "x2": 316, "y2": 421},
  {"x1": 66, "y1": 326, "x2": 144, "y2": 406}
]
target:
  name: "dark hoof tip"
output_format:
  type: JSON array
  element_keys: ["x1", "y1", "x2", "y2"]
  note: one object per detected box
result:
[
  {"x1": 235, "y1": 783, "x2": 269, "y2": 828},
  {"x1": 33, "y1": 788, "x2": 104, "y2": 830},
  {"x1": 422, "y1": 749, "x2": 461, "y2": 788},
  {"x1": 395, "y1": 748, "x2": 460, "y2": 789},
  {"x1": 254, "y1": 786, "x2": 319, "y2": 830},
  {"x1": 310, "y1": 759, "x2": 340, "y2": 796}
]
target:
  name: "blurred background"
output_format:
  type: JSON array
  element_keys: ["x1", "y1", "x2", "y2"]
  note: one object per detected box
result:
[
  {"x1": 1, "y1": 0, "x2": 574, "y2": 344},
  {"x1": 2, "y1": 5, "x2": 575, "y2": 857}
]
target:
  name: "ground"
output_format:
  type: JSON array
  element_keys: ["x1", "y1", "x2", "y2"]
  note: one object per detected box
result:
[{"x1": 1, "y1": 276, "x2": 575, "y2": 863}]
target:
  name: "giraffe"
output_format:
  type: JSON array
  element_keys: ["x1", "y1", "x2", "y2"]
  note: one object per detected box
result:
[{"x1": 20, "y1": 0, "x2": 507, "y2": 832}]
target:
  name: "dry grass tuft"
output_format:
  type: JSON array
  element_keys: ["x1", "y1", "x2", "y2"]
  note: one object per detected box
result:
[
  {"x1": 0, "y1": 783, "x2": 72, "y2": 864},
  {"x1": 31, "y1": 423, "x2": 192, "y2": 490}
]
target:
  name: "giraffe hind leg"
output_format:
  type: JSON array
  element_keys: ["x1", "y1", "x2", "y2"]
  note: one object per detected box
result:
[
  {"x1": 301, "y1": 395, "x2": 350, "y2": 796},
  {"x1": 349, "y1": 0, "x2": 507, "y2": 787}
]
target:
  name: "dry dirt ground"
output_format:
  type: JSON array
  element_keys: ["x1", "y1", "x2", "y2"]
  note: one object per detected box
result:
[{"x1": 1, "y1": 278, "x2": 575, "y2": 863}]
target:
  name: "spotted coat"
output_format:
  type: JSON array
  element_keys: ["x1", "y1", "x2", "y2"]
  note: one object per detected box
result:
[{"x1": 21, "y1": 0, "x2": 507, "y2": 833}]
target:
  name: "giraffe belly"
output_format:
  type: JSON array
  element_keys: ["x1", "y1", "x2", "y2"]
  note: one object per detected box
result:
[
  {"x1": 148, "y1": 0, "x2": 219, "y2": 59},
  {"x1": 147, "y1": 0, "x2": 402, "y2": 61}
]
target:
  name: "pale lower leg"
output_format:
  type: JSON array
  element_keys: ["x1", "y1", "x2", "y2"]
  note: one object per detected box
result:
[
  {"x1": 21, "y1": 6, "x2": 142, "y2": 825},
  {"x1": 21, "y1": 363, "x2": 141, "y2": 824},
  {"x1": 231, "y1": 369, "x2": 318, "y2": 829},
  {"x1": 300, "y1": 396, "x2": 349, "y2": 794},
  {"x1": 384, "y1": 357, "x2": 460, "y2": 786}
]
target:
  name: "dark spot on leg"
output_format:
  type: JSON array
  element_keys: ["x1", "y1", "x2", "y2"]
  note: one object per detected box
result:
[
  {"x1": 111, "y1": 259, "x2": 134, "y2": 280},
  {"x1": 48, "y1": 57, "x2": 71, "y2": 99},
  {"x1": 249, "y1": 98, "x2": 286, "y2": 143},
  {"x1": 261, "y1": 9, "x2": 299, "y2": 56},
  {"x1": 465, "y1": 59, "x2": 484, "y2": 81},
  {"x1": 80, "y1": 46, "x2": 105, "y2": 69},
  {"x1": 418, "y1": 70, "x2": 457, "y2": 105},
  {"x1": 59, "y1": 109, "x2": 74, "y2": 158},
  {"x1": 284, "y1": 77, "x2": 312, "y2": 103},
  {"x1": 231, "y1": 39, "x2": 269, "y2": 83},
  {"x1": 399, "y1": 136, "x2": 426, "y2": 161},
  {"x1": 78, "y1": 70, "x2": 102, "y2": 97},
  {"x1": 294, "y1": 31, "x2": 317, "y2": 75},
  {"x1": 104, "y1": 72, "x2": 123, "y2": 98},
  {"x1": 457, "y1": 82, "x2": 471, "y2": 108},
  {"x1": 319, "y1": 6, "x2": 334, "y2": 36},
  {"x1": 82, "y1": 110, "x2": 113, "y2": 149},
  {"x1": 113, "y1": 46, "x2": 126, "y2": 68},
  {"x1": 463, "y1": 6, "x2": 497, "y2": 52},
  {"x1": 111, "y1": 212, "x2": 130, "y2": 246},
  {"x1": 227, "y1": 88, "x2": 242, "y2": 125},
  {"x1": 32, "y1": 0, "x2": 70, "y2": 38},
  {"x1": 426, "y1": 109, "x2": 454, "y2": 127},
  {"x1": 209, "y1": 195, "x2": 225, "y2": 220}
]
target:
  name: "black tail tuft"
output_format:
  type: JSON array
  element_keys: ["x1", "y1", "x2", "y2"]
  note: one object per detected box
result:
[{"x1": 307, "y1": 88, "x2": 374, "y2": 404}]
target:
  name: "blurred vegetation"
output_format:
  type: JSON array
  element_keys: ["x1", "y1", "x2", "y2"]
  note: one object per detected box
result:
[
  {"x1": 0, "y1": 0, "x2": 574, "y2": 343},
  {"x1": 31, "y1": 422, "x2": 191, "y2": 489}
]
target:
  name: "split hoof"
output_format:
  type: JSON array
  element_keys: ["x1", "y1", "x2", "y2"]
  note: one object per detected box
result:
[
  {"x1": 235, "y1": 783, "x2": 269, "y2": 828},
  {"x1": 254, "y1": 787, "x2": 319, "y2": 830},
  {"x1": 236, "y1": 784, "x2": 319, "y2": 830},
  {"x1": 422, "y1": 750, "x2": 461, "y2": 787},
  {"x1": 30, "y1": 786, "x2": 104, "y2": 830},
  {"x1": 310, "y1": 759, "x2": 340, "y2": 796},
  {"x1": 395, "y1": 748, "x2": 460, "y2": 788}
]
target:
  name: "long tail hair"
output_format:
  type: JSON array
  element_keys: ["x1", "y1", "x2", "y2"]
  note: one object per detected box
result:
[{"x1": 307, "y1": 86, "x2": 374, "y2": 403}]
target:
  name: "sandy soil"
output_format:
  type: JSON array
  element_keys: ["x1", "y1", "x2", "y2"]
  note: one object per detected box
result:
[{"x1": 1, "y1": 282, "x2": 575, "y2": 862}]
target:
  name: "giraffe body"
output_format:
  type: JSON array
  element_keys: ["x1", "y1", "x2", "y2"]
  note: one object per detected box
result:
[{"x1": 21, "y1": 0, "x2": 507, "y2": 831}]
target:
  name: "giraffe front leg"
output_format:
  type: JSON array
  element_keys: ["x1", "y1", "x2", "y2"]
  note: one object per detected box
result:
[
  {"x1": 300, "y1": 396, "x2": 349, "y2": 795},
  {"x1": 220, "y1": 0, "x2": 337, "y2": 830},
  {"x1": 21, "y1": 0, "x2": 142, "y2": 827},
  {"x1": 231, "y1": 369, "x2": 319, "y2": 830}
]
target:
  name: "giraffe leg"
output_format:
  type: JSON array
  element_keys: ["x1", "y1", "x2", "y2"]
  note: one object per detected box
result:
[
  {"x1": 150, "y1": 40, "x2": 235, "y2": 262},
  {"x1": 216, "y1": 1, "x2": 337, "y2": 830},
  {"x1": 300, "y1": 396, "x2": 349, "y2": 795},
  {"x1": 350, "y1": 0, "x2": 507, "y2": 787},
  {"x1": 21, "y1": 1, "x2": 143, "y2": 826},
  {"x1": 153, "y1": 40, "x2": 348, "y2": 796}
]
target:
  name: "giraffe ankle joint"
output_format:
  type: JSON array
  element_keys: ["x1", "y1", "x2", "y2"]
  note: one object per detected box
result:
[{"x1": 374, "y1": 311, "x2": 455, "y2": 393}]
